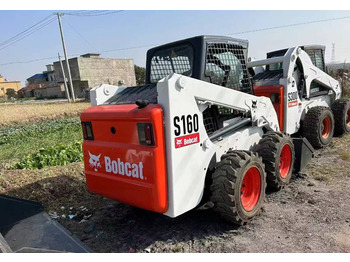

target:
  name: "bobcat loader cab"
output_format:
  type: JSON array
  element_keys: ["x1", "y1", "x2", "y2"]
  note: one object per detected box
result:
[{"x1": 81, "y1": 36, "x2": 326, "y2": 224}]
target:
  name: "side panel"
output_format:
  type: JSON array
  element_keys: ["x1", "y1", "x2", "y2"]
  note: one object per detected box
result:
[
  {"x1": 279, "y1": 77, "x2": 302, "y2": 134},
  {"x1": 253, "y1": 85, "x2": 284, "y2": 131},
  {"x1": 80, "y1": 104, "x2": 168, "y2": 213},
  {"x1": 157, "y1": 77, "x2": 216, "y2": 217},
  {"x1": 157, "y1": 74, "x2": 276, "y2": 218}
]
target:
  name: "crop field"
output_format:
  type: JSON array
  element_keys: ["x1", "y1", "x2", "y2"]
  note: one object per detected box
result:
[
  {"x1": 0, "y1": 118, "x2": 83, "y2": 167},
  {"x1": 0, "y1": 102, "x2": 90, "y2": 127}
]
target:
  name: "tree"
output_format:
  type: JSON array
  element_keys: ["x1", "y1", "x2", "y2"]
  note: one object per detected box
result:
[
  {"x1": 329, "y1": 68, "x2": 350, "y2": 97},
  {"x1": 134, "y1": 65, "x2": 146, "y2": 85},
  {"x1": 6, "y1": 88, "x2": 17, "y2": 99}
]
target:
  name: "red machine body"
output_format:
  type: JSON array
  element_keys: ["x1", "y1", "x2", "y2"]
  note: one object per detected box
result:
[
  {"x1": 253, "y1": 85, "x2": 285, "y2": 131},
  {"x1": 80, "y1": 104, "x2": 168, "y2": 213}
]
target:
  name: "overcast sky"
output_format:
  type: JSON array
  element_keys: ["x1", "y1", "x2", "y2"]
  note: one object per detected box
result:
[{"x1": 1, "y1": 9, "x2": 350, "y2": 86}]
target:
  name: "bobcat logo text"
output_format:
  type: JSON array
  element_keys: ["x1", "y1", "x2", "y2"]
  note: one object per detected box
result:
[{"x1": 88, "y1": 152, "x2": 144, "y2": 180}]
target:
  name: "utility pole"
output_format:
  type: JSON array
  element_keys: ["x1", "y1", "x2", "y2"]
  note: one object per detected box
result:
[
  {"x1": 55, "y1": 12, "x2": 75, "y2": 102},
  {"x1": 331, "y1": 43, "x2": 336, "y2": 64},
  {"x1": 58, "y1": 53, "x2": 71, "y2": 102},
  {"x1": 342, "y1": 59, "x2": 347, "y2": 88}
]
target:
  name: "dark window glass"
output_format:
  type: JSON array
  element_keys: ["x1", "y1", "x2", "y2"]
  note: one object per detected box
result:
[
  {"x1": 269, "y1": 63, "x2": 283, "y2": 71},
  {"x1": 305, "y1": 49, "x2": 325, "y2": 71}
]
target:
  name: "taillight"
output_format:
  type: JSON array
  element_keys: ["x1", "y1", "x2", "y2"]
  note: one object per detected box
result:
[
  {"x1": 81, "y1": 121, "x2": 94, "y2": 140},
  {"x1": 137, "y1": 123, "x2": 154, "y2": 146}
]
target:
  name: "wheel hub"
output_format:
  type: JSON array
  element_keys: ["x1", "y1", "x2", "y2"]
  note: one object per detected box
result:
[
  {"x1": 322, "y1": 116, "x2": 332, "y2": 139},
  {"x1": 279, "y1": 144, "x2": 292, "y2": 179},
  {"x1": 241, "y1": 167, "x2": 261, "y2": 212}
]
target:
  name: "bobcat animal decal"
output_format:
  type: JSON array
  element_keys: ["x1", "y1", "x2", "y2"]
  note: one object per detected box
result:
[{"x1": 89, "y1": 152, "x2": 102, "y2": 172}]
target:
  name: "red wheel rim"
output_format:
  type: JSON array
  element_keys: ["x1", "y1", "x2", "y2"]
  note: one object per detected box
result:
[
  {"x1": 279, "y1": 144, "x2": 292, "y2": 179},
  {"x1": 347, "y1": 108, "x2": 350, "y2": 127},
  {"x1": 322, "y1": 116, "x2": 332, "y2": 139},
  {"x1": 241, "y1": 167, "x2": 261, "y2": 212}
]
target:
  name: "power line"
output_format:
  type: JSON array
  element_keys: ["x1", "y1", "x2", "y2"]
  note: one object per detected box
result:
[
  {"x1": 1, "y1": 14, "x2": 350, "y2": 66},
  {"x1": 0, "y1": 45, "x2": 155, "y2": 66},
  {"x1": 65, "y1": 10, "x2": 98, "y2": 15},
  {"x1": 62, "y1": 16, "x2": 97, "y2": 52},
  {"x1": 65, "y1": 10, "x2": 124, "y2": 16},
  {"x1": 65, "y1": 10, "x2": 108, "y2": 15},
  {"x1": 0, "y1": 10, "x2": 124, "y2": 52},
  {"x1": 0, "y1": 53, "x2": 81, "y2": 66},
  {"x1": 226, "y1": 15, "x2": 350, "y2": 35},
  {"x1": 0, "y1": 14, "x2": 53, "y2": 47},
  {"x1": 99, "y1": 44, "x2": 156, "y2": 53},
  {"x1": 0, "y1": 16, "x2": 56, "y2": 52}
]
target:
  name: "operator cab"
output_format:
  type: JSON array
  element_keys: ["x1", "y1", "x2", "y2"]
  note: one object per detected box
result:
[
  {"x1": 253, "y1": 45, "x2": 329, "y2": 99},
  {"x1": 106, "y1": 35, "x2": 253, "y2": 135},
  {"x1": 146, "y1": 35, "x2": 252, "y2": 135},
  {"x1": 266, "y1": 45, "x2": 326, "y2": 71},
  {"x1": 146, "y1": 35, "x2": 251, "y2": 92}
]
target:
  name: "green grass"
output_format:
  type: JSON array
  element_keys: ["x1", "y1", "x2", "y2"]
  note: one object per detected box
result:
[
  {"x1": 0, "y1": 97, "x2": 40, "y2": 103},
  {"x1": 341, "y1": 151, "x2": 350, "y2": 161},
  {"x1": 10, "y1": 141, "x2": 83, "y2": 170},
  {"x1": 0, "y1": 118, "x2": 83, "y2": 166},
  {"x1": 311, "y1": 167, "x2": 332, "y2": 182}
]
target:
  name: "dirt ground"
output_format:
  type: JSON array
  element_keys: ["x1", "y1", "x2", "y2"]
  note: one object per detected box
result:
[{"x1": 1, "y1": 134, "x2": 350, "y2": 253}]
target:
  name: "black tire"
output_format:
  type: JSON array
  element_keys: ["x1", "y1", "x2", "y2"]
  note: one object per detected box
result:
[
  {"x1": 255, "y1": 131, "x2": 295, "y2": 191},
  {"x1": 302, "y1": 106, "x2": 334, "y2": 149},
  {"x1": 331, "y1": 98, "x2": 350, "y2": 136},
  {"x1": 210, "y1": 150, "x2": 266, "y2": 225}
]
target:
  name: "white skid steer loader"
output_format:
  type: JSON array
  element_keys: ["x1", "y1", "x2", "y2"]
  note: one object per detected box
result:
[
  {"x1": 81, "y1": 36, "x2": 350, "y2": 225},
  {"x1": 248, "y1": 45, "x2": 348, "y2": 148}
]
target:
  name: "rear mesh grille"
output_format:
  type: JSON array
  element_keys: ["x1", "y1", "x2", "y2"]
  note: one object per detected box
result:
[
  {"x1": 150, "y1": 44, "x2": 194, "y2": 83},
  {"x1": 206, "y1": 42, "x2": 251, "y2": 93},
  {"x1": 252, "y1": 70, "x2": 283, "y2": 82},
  {"x1": 203, "y1": 107, "x2": 219, "y2": 135}
]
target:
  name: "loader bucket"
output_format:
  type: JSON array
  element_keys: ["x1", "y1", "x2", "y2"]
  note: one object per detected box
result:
[
  {"x1": 292, "y1": 138, "x2": 315, "y2": 173},
  {"x1": 0, "y1": 194, "x2": 43, "y2": 229},
  {"x1": 0, "y1": 194, "x2": 92, "y2": 253}
]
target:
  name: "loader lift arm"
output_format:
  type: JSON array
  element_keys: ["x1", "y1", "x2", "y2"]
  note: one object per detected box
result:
[
  {"x1": 158, "y1": 73, "x2": 280, "y2": 132},
  {"x1": 248, "y1": 46, "x2": 341, "y2": 100}
]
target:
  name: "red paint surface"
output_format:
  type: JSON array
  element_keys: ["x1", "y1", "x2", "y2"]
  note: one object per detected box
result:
[
  {"x1": 253, "y1": 85, "x2": 284, "y2": 131},
  {"x1": 80, "y1": 104, "x2": 168, "y2": 213}
]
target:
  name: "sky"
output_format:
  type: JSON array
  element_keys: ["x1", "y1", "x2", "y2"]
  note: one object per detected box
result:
[{"x1": 1, "y1": 8, "x2": 350, "y2": 86}]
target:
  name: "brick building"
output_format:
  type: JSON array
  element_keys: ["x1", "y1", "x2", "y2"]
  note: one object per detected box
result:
[
  {"x1": 22, "y1": 65, "x2": 65, "y2": 99},
  {"x1": 0, "y1": 75, "x2": 22, "y2": 98},
  {"x1": 53, "y1": 53, "x2": 136, "y2": 98}
]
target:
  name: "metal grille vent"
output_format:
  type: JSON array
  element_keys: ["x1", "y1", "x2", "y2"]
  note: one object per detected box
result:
[
  {"x1": 206, "y1": 42, "x2": 251, "y2": 93},
  {"x1": 104, "y1": 84, "x2": 158, "y2": 105},
  {"x1": 305, "y1": 49, "x2": 325, "y2": 72},
  {"x1": 203, "y1": 109, "x2": 216, "y2": 135}
]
